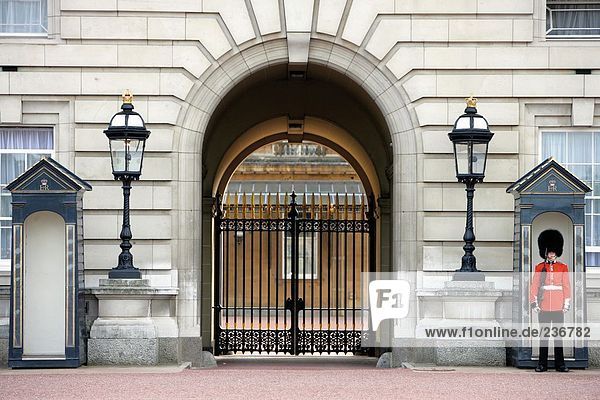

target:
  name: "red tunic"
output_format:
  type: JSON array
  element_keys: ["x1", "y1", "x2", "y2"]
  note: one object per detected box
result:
[{"x1": 529, "y1": 261, "x2": 571, "y2": 312}]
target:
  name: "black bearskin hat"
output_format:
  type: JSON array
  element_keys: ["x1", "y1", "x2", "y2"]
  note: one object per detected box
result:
[{"x1": 537, "y1": 229, "x2": 564, "y2": 259}]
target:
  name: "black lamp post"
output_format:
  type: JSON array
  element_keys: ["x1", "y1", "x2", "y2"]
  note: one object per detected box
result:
[
  {"x1": 104, "y1": 91, "x2": 151, "y2": 279},
  {"x1": 448, "y1": 97, "x2": 494, "y2": 280}
]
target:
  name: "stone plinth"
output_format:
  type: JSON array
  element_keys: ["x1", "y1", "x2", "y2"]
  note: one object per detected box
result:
[
  {"x1": 88, "y1": 278, "x2": 178, "y2": 365},
  {"x1": 415, "y1": 279, "x2": 505, "y2": 366}
]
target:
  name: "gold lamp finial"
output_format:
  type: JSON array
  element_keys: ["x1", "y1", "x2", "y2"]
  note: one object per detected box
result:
[
  {"x1": 466, "y1": 96, "x2": 477, "y2": 108},
  {"x1": 122, "y1": 90, "x2": 133, "y2": 104}
]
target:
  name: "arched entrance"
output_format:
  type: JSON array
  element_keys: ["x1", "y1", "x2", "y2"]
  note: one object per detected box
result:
[
  {"x1": 213, "y1": 136, "x2": 375, "y2": 355},
  {"x1": 199, "y1": 62, "x2": 398, "y2": 353}
]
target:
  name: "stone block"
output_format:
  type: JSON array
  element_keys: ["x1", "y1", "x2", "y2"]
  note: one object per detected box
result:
[
  {"x1": 75, "y1": 156, "x2": 114, "y2": 180},
  {"x1": 0, "y1": 74, "x2": 8, "y2": 95},
  {"x1": 414, "y1": 101, "x2": 447, "y2": 126},
  {"x1": 449, "y1": 19, "x2": 513, "y2": 42},
  {"x1": 179, "y1": 336, "x2": 216, "y2": 367},
  {"x1": 436, "y1": 345, "x2": 505, "y2": 366},
  {"x1": 185, "y1": 16, "x2": 232, "y2": 59},
  {"x1": 160, "y1": 72, "x2": 194, "y2": 100},
  {"x1": 477, "y1": 0, "x2": 533, "y2": 13},
  {"x1": 437, "y1": 74, "x2": 512, "y2": 97},
  {"x1": 366, "y1": 18, "x2": 411, "y2": 60},
  {"x1": 395, "y1": 0, "x2": 476, "y2": 14},
  {"x1": 45, "y1": 45, "x2": 118, "y2": 67},
  {"x1": 204, "y1": 0, "x2": 255, "y2": 45},
  {"x1": 130, "y1": 213, "x2": 172, "y2": 239},
  {"x1": 477, "y1": 47, "x2": 548, "y2": 69},
  {"x1": 342, "y1": 0, "x2": 394, "y2": 46},
  {"x1": 147, "y1": 100, "x2": 181, "y2": 125},
  {"x1": 158, "y1": 337, "x2": 179, "y2": 364},
  {"x1": 513, "y1": 75, "x2": 584, "y2": 97},
  {"x1": 411, "y1": 19, "x2": 449, "y2": 42},
  {"x1": 250, "y1": 0, "x2": 281, "y2": 35},
  {"x1": 284, "y1": 0, "x2": 313, "y2": 32},
  {"x1": 81, "y1": 71, "x2": 160, "y2": 96},
  {"x1": 0, "y1": 96, "x2": 21, "y2": 123},
  {"x1": 424, "y1": 47, "x2": 476, "y2": 69},
  {"x1": 173, "y1": 46, "x2": 210, "y2": 79},
  {"x1": 550, "y1": 47, "x2": 600, "y2": 69},
  {"x1": 81, "y1": 17, "x2": 147, "y2": 40},
  {"x1": 74, "y1": 99, "x2": 119, "y2": 123},
  {"x1": 88, "y1": 338, "x2": 158, "y2": 365},
  {"x1": 118, "y1": 46, "x2": 173, "y2": 68},
  {"x1": 61, "y1": 16, "x2": 81, "y2": 39},
  {"x1": 513, "y1": 19, "x2": 534, "y2": 42},
  {"x1": 148, "y1": 17, "x2": 186, "y2": 40},
  {"x1": 118, "y1": 0, "x2": 202, "y2": 12},
  {"x1": 83, "y1": 213, "x2": 119, "y2": 239},
  {"x1": 584, "y1": 75, "x2": 600, "y2": 97},
  {"x1": 0, "y1": 44, "x2": 44, "y2": 66},
  {"x1": 0, "y1": 338, "x2": 7, "y2": 367},
  {"x1": 572, "y1": 98, "x2": 594, "y2": 126},
  {"x1": 61, "y1": 0, "x2": 116, "y2": 11},
  {"x1": 9, "y1": 71, "x2": 81, "y2": 95},
  {"x1": 386, "y1": 46, "x2": 424, "y2": 79},
  {"x1": 316, "y1": 0, "x2": 346, "y2": 35}
]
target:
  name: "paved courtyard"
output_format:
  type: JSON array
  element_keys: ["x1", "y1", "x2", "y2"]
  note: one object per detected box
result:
[{"x1": 1, "y1": 357, "x2": 600, "y2": 399}]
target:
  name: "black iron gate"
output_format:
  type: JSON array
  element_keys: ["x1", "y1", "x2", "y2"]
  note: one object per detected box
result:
[{"x1": 213, "y1": 192, "x2": 375, "y2": 355}]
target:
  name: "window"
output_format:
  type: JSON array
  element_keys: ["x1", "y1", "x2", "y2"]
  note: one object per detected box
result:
[
  {"x1": 547, "y1": 1, "x2": 600, "y2": 37},
  {"x1": 0, "y1": 0, "x2": 48, "y2": 35},
  {"x1": 282, "y1": 231, "x2": 318, "y2": 279},
  {"x1": 0, "y1": 127, "x2": 53, "y2": 264},
  {"x1": 541, "y1": 131, "x2": 600, "y2": 266}
]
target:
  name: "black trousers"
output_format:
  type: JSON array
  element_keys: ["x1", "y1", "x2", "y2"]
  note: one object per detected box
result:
[{"x1": 538, "y1": 311, "x2": 565, "y2": 367}]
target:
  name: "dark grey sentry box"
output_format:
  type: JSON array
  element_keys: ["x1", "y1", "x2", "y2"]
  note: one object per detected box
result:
[
  {"x1": 507, "y1": 157, "x2": 590, "y2": 369},
  {"x1": 6, "y1": 157, "x2": 91, "y2": 368}
]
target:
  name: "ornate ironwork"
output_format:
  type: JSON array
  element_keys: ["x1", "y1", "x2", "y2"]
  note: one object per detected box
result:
[{"x1": 214, "y1": 192, "x2": 376, "y2": 355}]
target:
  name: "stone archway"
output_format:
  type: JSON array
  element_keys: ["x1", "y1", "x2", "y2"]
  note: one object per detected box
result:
[{"x1": 174, "y1": 38, "x2": 418, "y2": 355}]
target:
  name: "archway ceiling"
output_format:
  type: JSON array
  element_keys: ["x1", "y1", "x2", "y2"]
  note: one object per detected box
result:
[{"x1": 203, "y1": 63, "x2": 393, "y2": 197}]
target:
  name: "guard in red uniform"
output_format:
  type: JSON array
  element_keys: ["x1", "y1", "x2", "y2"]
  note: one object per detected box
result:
[{"x1": 529, "y1": 229, "x2": 571, "y2": 372}]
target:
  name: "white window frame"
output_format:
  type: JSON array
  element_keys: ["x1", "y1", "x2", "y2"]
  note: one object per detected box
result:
[
  {"x1": 546, "y1": 1, "x2": 600, "y2": 39},
  {"x1": 281, "y1": 231, "x2": 319, "y2": 280},
  {"x1": 0, "y1": 126, "x2": 54, "y2": 270},
  {"x1": 539, "y1": 129, "x2": 600, "y2": 261},
  {"x1": 0, "y1": 0, "x2": 49, "y2": 37}
]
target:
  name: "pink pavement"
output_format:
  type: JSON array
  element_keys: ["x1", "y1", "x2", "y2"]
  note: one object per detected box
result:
[{"x1": 1, "y1": 358, "x2": 600, "y2": 400}]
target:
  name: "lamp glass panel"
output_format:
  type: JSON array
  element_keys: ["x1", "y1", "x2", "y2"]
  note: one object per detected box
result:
[
  {"x1": 471, "y1": 142, "x2": 488, "y2": 175},
  {"x1": 455, "y1": 116, "x2": 471, "y2": 129},
  {"x1": 472, "y1": 116, "x2": 488, "y2": 130},
  {"x1": 127, "y1": 114, "x2": 144, "y2": 128},
  {"x1": 454, "y1": 142, "x2": 470, "y2": 175},
  {"x1": 125, "y1": 139, "x2": 145, "y2": 174},
  {"x1": 110, "y1": 114, "x2": 126, "y2": 127},
  {"x1": 109, "y1": 139, "x2": 126, "y2": 173}
]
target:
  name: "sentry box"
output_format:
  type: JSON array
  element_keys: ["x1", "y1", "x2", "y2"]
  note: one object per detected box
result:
[
  {"x1": 507, "y1": 157, "x2": 590, "y2": 369},
  {"x1": 6, "y1": 157, "x2": 91, "y2": 368}
]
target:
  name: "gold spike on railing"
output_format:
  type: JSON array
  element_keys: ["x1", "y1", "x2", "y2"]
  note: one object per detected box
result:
[
  {"x1": 233, "y1": 192, "x2": 238, "y2": 219},
  {"x1": 319, "y1": 193, "x2": 324, "y2": 221},
  {"x1": 311, "y1": 193, "x2": 316, "y2": 220},
  {"x1": 335, "y1": 193, "x2": 340, "y2": 220},
  {"x1": 344, "y1": 193, "x2": 349, "y2": 220}
]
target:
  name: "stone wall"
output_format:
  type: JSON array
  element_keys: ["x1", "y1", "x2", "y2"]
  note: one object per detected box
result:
[{"x1": 1, "y1": 0, "x2": 600, "y2": 364}]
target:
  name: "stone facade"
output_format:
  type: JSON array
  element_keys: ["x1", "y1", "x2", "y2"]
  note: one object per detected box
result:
[{"x1": 1, "y1": 0, "x2": 600, "y2": 366}]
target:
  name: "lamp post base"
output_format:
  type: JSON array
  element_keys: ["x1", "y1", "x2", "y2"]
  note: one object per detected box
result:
[
  {"x1": 452, "y1": 271, "x2": 485, "y2": 281},
  {"x1": 108, "y1": 268, "x2": 142, "y2": 279}
]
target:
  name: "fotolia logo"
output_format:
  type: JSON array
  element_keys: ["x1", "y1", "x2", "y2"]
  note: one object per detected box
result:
[{"x1": 368, "y1": 280, "x2": 411, "y2": 330}]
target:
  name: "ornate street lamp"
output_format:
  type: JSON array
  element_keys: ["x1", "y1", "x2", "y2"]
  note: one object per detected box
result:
[
  {"x1": 448, "y1": 97, "x2": 494, "y2": 280},
  {"x1": 104, "y1": 91, "x2": 151, "y2": 279}
]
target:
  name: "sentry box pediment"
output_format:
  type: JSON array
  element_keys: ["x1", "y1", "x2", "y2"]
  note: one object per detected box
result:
[
  {"x1": 506, "y1": 157, "x2": 591, "y2": 197},
  {"x1": 6, "y1": 157, "x2": 92, "y2": 193},
  {"x1": 507, "y1": 157, "x2": 590, "y2": 369},
  {"x1": 6, "y1": 157, "x2": 91, "y2": 368}
]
